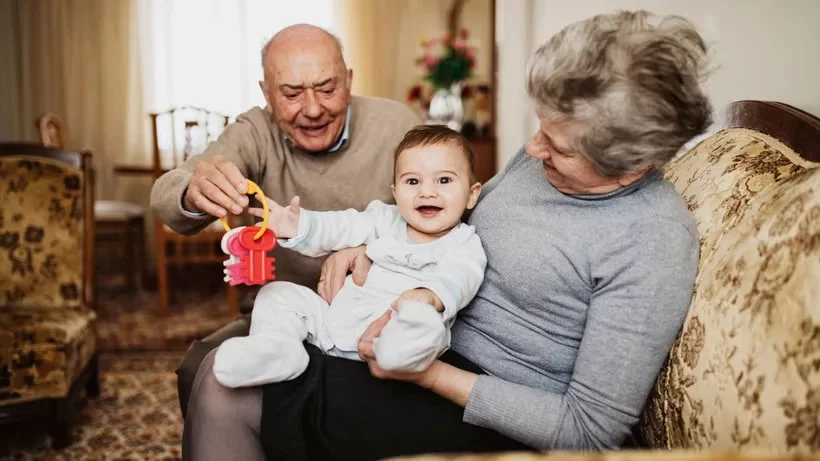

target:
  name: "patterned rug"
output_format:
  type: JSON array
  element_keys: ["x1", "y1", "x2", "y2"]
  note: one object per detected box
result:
[
  {"x1": 95, "y1": 273, "x2": 250, "y2": 351},
  {"x1": 0, "y1": 352, "x2": 184, "y2": 461}
]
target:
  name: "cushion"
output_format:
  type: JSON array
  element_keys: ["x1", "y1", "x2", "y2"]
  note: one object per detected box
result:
[
  {"x1": 639, "y1": 129, "x2": 820, "y2": 452},
  {"x1": 392, "y1": 450, "x2": 811, "y2": 460},
  {"x1": 0, "y1": 307, "x2": 96, "y2": 405},
  {"x1": 391, "y1": 450, "x2": 810, "y2": 460},
  {"x1": 0, "y1": 156, "x2": 87, "y2": 310}
]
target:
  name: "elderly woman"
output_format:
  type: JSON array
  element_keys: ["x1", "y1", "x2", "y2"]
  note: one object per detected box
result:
[{"x1": 183, "y1": 10, "x2": 712, "y2": 460}]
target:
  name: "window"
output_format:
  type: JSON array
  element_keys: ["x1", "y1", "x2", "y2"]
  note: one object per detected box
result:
[
  {"x1": 140, "y1": 0, "x2": 337, "y2": 115},
  {"x1": 138, "y1": 0, "x2": 336, "y2": 166}
]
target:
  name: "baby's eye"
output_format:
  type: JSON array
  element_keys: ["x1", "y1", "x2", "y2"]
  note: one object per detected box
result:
[
  {"x1": 437, "y1": 177, "x2": 452, "y2": 184},
  {"x1": 406, "y1": 178, "x2": 419, "y2": 185}
]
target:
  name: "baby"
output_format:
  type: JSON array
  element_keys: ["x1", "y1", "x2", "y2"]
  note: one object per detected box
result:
[{"x1": 213, "y1": 125, "x2": 486, "y2": 388}]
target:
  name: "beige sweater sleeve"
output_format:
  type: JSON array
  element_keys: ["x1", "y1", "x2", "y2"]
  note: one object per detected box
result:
[{"x1": 149, "y1": 109, "x2": 269, "y2": 235}]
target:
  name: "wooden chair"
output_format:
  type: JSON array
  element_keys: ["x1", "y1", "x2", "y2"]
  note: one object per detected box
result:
[
  {"x1": 0, "y1": 142, "x2": 99, "y2": 448},
  {"x1": 149, "y1": 106, "x2": 238, "y2": 315},
  {"x1": 35, "y1": 113, "x2": 146, "y2": 291}
]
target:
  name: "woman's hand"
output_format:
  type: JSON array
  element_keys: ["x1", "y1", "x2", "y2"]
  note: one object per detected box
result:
[
  {"x1": 357, "y1": 311, "x2": 442, "y2": 388},
  {"x1": 317, "y1": 246, "x2": 372, "y2": 303},
  {"x1": 182, "y1": 155, "x2": 249, "y2": 217},
  {"x1": 249, "y1": 195, "x2": 300, "y2": 238},
  {"x1": 392, "y1": 288, "x2": 444, "y2": 312}
]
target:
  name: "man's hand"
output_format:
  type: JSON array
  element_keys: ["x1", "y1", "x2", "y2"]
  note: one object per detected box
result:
[
  {"x1": 357, "y1": 311, "x2": 443, "y2": 388},
  {"x1": 317, "y1": 246, "x2": 372, "y2": 303},
  {"x1": 392, "y1": 288, "x2": 444, "y2": 312},
  {"x1": 183, "y1": 155, "x2": 249, "y2": 217},
  {"x1": 249, "y1": 195, "x2": 300, "y2": 239}
]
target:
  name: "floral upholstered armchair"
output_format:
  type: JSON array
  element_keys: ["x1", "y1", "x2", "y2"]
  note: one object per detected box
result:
[
  {"x1": 0, "y1": 143, "x2": 99, "y2": 449},
  {"x1": 393, "y1": 102, "x2": 820, "y2": 461}
]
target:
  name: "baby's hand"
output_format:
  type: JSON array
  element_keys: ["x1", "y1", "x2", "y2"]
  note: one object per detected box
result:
[
  {"x1": 249, "y1": 195, "x2": 300, "y2": 238},
  {"x1": 392, "y1": 288, "x2": 444, "y2": 312}
]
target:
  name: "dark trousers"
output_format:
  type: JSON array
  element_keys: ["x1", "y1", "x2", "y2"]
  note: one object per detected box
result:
[
  {"x1": 261, "y1": 344, "x2": 529, "y2": 461},
  {"x1": 176, "y1": 317, "x2": 251, "y2": 418},
  {"x1": 177, "y1": 318, "x2": 529, "y2": 460}
]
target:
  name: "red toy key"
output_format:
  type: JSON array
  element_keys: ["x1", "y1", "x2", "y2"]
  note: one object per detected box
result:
[
  {"x1": 219, "y1": 179, "x2": 277, "y2": 286},
  {"x1": 237, "y1": 226, "x2": 276, "y2": 284}
]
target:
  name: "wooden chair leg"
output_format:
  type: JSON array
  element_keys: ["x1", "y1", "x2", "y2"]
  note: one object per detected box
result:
[
  {"x1": 124, "y1": 222, "x2": 136, "y2": 292},
  {"x1": 155, "y1": 221, "x2": 170, "y2": 315},
  {"x1": 134, "y1": 217, "x2": 145, "y2": 290},
  {"x1": 50, "y1": 400, "x2": 73, "y2": 449},
  {"x1": 85, "y1": 354, "x2": 100, "y2": 398},
  {"x1": 227, "y1": 284, "x2": 239, "y2": 316}
]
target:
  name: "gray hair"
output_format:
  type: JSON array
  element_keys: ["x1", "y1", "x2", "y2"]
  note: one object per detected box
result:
[{"x1": 526, "y1": 10, "x2": 713, "y2": 176}]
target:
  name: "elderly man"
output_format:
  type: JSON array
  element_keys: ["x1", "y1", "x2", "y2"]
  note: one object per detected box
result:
[{"x1": 150, "y1": 24, "x2": 420, "y2": 415}]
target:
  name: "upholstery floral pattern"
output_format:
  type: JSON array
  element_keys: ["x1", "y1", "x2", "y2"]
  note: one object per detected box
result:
[
  {"x1": 0, "y1": 307, "x2": 96, "y2": 405},
  {"x1": 638, "y1": 129, "x2": 820, "y2": 453},
  {"x1": 0, "y1": 156, "x2": 87, "y2": 310},
  {"x1": 0, "y1": 154, "x2": 96, "y2": 406},
  {"x1": 392, "y1": 451, "x2": 812, "y2": 461}
]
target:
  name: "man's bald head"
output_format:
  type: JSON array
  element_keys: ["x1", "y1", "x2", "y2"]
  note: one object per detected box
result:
[
  {"x1": 257, "y1": 23, "x2": 353, "y2": 153},
  {"x1": 261, "y1": 24, "x2": 346, "y2": 81}
]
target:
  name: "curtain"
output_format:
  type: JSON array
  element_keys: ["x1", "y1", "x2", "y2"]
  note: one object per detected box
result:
[
  {"x1": 138, "y1": 0, "x2": 336, "y2": 118},
  {"x1": 0, "y1": 0, "x2": 144, "y2": 201}
]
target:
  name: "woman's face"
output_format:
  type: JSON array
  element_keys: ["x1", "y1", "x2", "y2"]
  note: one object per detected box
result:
[{"x1": 526, "y1": 117, "x2": 623, "y2": 195}]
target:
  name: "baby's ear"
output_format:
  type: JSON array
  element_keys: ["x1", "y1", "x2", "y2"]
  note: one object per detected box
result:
[{"x1": 466, "y1": 182, "x2": 482, "y2": 209}]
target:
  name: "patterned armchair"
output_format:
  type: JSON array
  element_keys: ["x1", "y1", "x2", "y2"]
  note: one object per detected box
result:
[
  {"x1": 637, "y1": 101, "x2": 820, "y2": 453},
  {"x1": 391, "y1": 102, "x2": 820, "y2": 461},
  {"x1": 0, "y1": 143, "x2": 99, "y2": 449}
]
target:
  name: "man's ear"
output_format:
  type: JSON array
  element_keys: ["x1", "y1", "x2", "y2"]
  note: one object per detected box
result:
[
  {"x1": 346, "y1": 68, "x2": 354, "y2": 90},
  {"x1": 259, "y1": 80, "x2": 274, "y2": 113},
  {"x1": 466, "y1": 181, "x2": 482, "y2": 210}
]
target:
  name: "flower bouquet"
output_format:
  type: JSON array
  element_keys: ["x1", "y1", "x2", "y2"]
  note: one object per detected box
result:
[{"x1": 406, "y1": 29, "x2": 477, "y2": 130}]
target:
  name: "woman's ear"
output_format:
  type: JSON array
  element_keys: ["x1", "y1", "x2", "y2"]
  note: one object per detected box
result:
[{"x1": 466, "y1": 182, "x2": 482, "y2": 210}]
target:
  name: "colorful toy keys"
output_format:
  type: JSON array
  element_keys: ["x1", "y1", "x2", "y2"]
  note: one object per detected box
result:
[{"x1": 220, "y1": 180, "x2": 277, "y2": 286}]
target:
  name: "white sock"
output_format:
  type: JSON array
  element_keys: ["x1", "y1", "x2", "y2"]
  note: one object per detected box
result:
[{"x1": 373, "y1": 300, "x2": 447, "y2": 372}]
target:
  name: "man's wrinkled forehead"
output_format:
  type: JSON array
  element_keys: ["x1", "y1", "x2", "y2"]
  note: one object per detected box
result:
[
  {"x1": 263, "y1": 35, "x2": 345, "y2": 85},
  {"x1": 266, "y1": 52, "x2": 345, "y2": 86}
]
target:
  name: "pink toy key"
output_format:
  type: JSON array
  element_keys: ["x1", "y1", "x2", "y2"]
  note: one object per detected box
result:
[{"x1": 221, "y1": 226, "x2": 250, "y2": 285}]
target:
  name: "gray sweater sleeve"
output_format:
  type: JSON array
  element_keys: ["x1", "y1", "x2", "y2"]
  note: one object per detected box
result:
[{"x1": 463, "y1": 220, "x2": 698, "y2": 449}]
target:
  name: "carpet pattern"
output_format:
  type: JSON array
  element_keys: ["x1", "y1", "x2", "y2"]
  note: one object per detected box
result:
[
  {"x1": 95, "y1": 287, "x2": 239, "y2": 352},
  {"x1": 1, "y1": 352, "x2": 184, "y2": 461}
]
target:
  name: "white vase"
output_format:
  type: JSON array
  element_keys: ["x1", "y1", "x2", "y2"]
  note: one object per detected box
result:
[{"x1": 426, "y1": 83, "x2": 464, "y2": 131}]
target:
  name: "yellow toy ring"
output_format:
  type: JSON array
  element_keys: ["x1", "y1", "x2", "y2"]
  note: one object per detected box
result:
[{"x1": 220, "y1": 179, "x2": 269, "y2": 240}]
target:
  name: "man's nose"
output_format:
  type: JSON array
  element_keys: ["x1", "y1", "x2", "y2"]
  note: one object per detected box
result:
[{"x1": 303, "y1": 90, "x2": 322, "y2": 118}]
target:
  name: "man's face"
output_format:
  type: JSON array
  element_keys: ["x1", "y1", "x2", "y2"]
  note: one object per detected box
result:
[{"x1": 260, "y1": 45, "x2": 351, "y2": 153}]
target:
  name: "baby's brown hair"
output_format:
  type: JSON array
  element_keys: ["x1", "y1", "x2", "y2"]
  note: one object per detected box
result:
[{"x1": 393, "y1": 125, "x2": 476, "y2": 183}]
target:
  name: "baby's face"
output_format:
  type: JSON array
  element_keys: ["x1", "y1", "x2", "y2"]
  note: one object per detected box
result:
[{"x1": 392, "y1": 143, "x2": 480, "y2": 243}]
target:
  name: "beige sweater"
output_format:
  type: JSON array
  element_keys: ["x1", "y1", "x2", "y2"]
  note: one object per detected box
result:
[{"x1": 150, "y1": 96, "x2": 421, "y2": 288}]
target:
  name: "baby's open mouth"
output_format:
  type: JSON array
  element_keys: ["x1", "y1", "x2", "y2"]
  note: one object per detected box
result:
[{"x1": 416, "y1": 206, "x2": 443, "y2": 217}]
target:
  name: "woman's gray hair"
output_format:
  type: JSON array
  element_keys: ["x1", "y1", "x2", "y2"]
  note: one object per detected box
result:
[{"x1": 526, "y1": 10, "x2": 713, "y2": 176}]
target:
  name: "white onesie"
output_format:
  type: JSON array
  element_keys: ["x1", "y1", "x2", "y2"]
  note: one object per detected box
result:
[{"x1": 213, "y1": 200, "x2": 487, "y2": 388}]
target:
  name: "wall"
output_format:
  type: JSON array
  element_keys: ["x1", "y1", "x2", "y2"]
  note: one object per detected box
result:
[{"x1": 495, "y1": 0, "x2": 820, "y2": 167}]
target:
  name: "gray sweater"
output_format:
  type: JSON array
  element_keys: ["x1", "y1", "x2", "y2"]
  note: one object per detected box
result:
[{"x1": 451, "y1": 149, "x2": 698, "y2": 450}]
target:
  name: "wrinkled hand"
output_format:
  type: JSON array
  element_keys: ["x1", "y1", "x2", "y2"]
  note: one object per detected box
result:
[
  {"x1": 317, "y1": 246, "x2": 372, "y2": 303},
  {"x1": 392, "y1": 288, "x2": 443, "y2": 312},
  {"x1": 357, "y1": 311, "x2": 441, "y2": 387},
  {"x1": 249, "y1": 195, "x2": 300, "y2": 239},
  {"x1": 183, "y1": 155, "x2": 249, "y2": 217}
]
